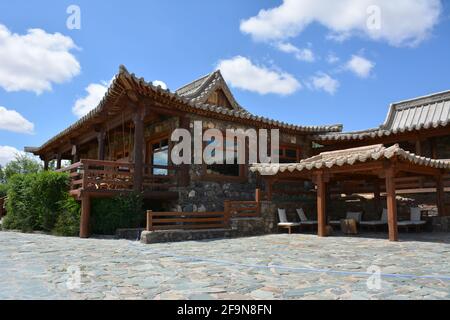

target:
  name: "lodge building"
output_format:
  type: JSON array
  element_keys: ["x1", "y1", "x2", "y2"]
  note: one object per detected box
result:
[{"x1": 25, "y1": 66, "x2": 450, "y2": 241}]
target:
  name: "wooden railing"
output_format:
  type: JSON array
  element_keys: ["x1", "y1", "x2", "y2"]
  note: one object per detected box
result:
[
  {"x1": 146, "y1": 189, "x2": 263, "y2": 231},
  {"x1": 59, "y1": 159, "x2": 176, "y2": 197},
  {"x1": 224, "y1": 201, "x2": 260, "y2": 218},
  {"x1": 146, "y1": 210, "x2": 229, "y2": 231}
]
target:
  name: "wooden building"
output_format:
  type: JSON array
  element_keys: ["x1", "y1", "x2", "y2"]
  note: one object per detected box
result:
[{"x1": 25, "y1": 65, "x2": 341, "y2": 238}]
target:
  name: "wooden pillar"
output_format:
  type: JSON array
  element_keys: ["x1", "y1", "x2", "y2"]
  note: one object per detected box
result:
[
  {"x1": 436, "y1": 174, "x2": 447, "y2": 217},
  {"x1": 132, "y1": 106, "x2": 145, "y2": 192},
  {"x1": 385, "y1": 167, "x2": 398, "y2": 241},
  {"x1": 79, "y1": 194, "x2": 91, "y2": 238},
  {"x1": 97, "y1": 130, "x2": 106, "y2": 161},
  {"x1": 415, "y1": 140, "x2": 422, "y2": 156},
  {"x1": 56, "y1": 154, "x2": 62, "y2": 170},
  {"x1": 178, "y1": 116, "x2": 191, "y2": 187},
  {"x1": 43, "y1": 159, "x2": 49, "y2": 171},
  {"x1": 373, "y1": 180, "x2": 381, "y2": 215},
  {"x1": 316, "y1": 172, "x2": 327, "y2": 237}
]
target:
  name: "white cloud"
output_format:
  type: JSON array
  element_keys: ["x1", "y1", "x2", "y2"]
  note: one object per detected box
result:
[
  {"x1": 0, "y1": 24, "x2": 80, "y2": 94},
  {"x1": 276, "y1": 42, "x2": 315, "y2": 62},
  {"x1": 308, "y1": 72, "x2": 340, "y2": 95},
  {"x1": 346, "y1": 55, "x2": 375, "y2": 78},
  {"x1": 240, "y1": 0, "x2": 442, "y2": 47},
  {"x1": 0, "y1": 106, "x2": 34, "y2": 134},
  {"x1": 0, "y1": 146, "x2": 25, "y2": 167},
  {"x1": 152, "y1": 80, "x2": 168, "y2": 90},
  {"x1": 72, "y1": 81, "x2": 110, "y2": 118},
  {"x1": 217, "y1": 56, "x2": 301, "y2": 95},
  {"x1": 327, "y1": 53, "x2": 340, "y2": 64}
]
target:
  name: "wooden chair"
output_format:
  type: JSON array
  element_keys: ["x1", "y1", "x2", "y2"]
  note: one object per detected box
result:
[
  {"x1": 296, "y1": 208, "x2": 318, "y2": 231},
  {"x1": 398, "y1": 207, "x2": 426, "y2": 232},
  {"x1": 360, "y1": 209, "x2": 388, "y2": 231}
]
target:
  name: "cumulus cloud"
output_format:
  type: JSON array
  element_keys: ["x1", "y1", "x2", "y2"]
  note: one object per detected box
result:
[
  {"x1": 0, "y1": 24, "x2": 80, "y2": 94},
  {"x1": 72, "y1": 81, "x2": 110, "y2": 118},
  {"x1": 346, "y1": 55, "x2": 375, "y2": 78},
  {"x1": 308, "y1": 72, "x2": 340, "y2": 95},
  {"x1": 240, "y1": 0, "x2": 442, "y2": 47},
  {"x1": 276, "y1": 42, "x2": 315, "y2": 62},
  {"x1": 0, "y1": 145, "x2": 25, "y2": 166},
  {"x1": 152, "y1": 80, "x2": 168, "y2": 90},
  {"x1": 0, "y1": 106, "x2": 34, "y2": 134},
  {"x1": 217, "y1": 56, "x2": 301, "y2": 95}
]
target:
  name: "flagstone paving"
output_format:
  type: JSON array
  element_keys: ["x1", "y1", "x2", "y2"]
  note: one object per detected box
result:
[{"x1": 0, "y1": 231, "x2": 449, "y2": 300}]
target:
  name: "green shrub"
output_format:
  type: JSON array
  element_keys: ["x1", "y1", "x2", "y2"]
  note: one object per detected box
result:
[
  {"x1": 91, "y1": 193, "x2": 144, "y2": 235},
  {"x1": 0, "y1": 183, "x2": 8, "y2": 197},
  {"x1": 53, "y1": 196, "x2": 81, "y2": 237},
  {"x1": 2, "y1": 171, "x2": 70, "y2": 232}
]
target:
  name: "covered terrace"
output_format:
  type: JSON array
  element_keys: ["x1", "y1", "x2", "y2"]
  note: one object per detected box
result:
[{"x1": 251, "y1": 144, "x2": 450, "y2": 241}]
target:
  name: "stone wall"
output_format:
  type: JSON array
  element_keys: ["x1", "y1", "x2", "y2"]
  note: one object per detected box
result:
[{"x1": 167, "y1": 115, "x2": 311, "y2": 212}]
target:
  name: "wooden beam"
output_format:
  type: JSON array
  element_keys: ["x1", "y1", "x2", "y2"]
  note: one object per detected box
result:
[
  {"x1": 436, "y1": 174, "x2": 447, "y2": 217},
  {"x1": 96, "y1": 130, "x2": 106, "y2": 160},
  {"x1": 79, "y1": 194, "x2": 91, "y2": 238},
  {"x1": 316, "y1": 171, "x2": 327, "y2": 237},
  {"x1": 132, "y1": 105, "x2": 145, "y2": 192},
  {"x1": 373, "y1": 179, "x2": 382, "y2": 216},
  {"x1": 385, "y1": 167, "x2": 399, "y2": 241}
]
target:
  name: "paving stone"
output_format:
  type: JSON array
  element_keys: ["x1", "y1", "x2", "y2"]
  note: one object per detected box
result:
[{"x1": 0, "y1": 231, "x2": 449, "y2": 300}]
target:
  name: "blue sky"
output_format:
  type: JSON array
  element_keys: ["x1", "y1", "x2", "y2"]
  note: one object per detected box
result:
[{"x1": 0, "y1": 0, "x2": 449, "y2": 165}]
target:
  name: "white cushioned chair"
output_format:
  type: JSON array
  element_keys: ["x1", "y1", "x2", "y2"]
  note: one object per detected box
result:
[{"x1": 277, "y1": 209, "x2": 301, "y2": 234}]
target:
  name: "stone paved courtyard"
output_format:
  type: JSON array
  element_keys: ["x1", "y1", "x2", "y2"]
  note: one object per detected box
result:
[{"x1": 0, "y1": 231, "x2": 449, "y2": 300}]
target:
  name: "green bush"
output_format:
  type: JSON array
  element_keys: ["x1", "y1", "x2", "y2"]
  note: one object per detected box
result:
[
  {"x1": 0, "y1": 183, "x2": 8, "y2": 197},
  {"x1": 53, "y1": 196, "x2": 81, "y2": 237},
  {"x1": 91, "y1": 193, "x2": 145, "y2": 235},
  {"x1": 2, "y1": 171, "x2": 70, "y2": 232}
]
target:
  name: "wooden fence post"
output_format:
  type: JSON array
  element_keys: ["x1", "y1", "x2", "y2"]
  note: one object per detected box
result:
[
  {"x1": 255, "y1": 188, "x2": 261, "y2": 215},
  {"x1": 224, "y1": 201, "x2": 231, "y2": 226},
  {"x1": 147, "y1": 210, "x2": 153, "y2": 231}
]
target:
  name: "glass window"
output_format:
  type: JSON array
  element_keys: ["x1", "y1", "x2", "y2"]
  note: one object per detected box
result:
[{"x1": 152, "y1": 139, "x2": 169, "y2": 175}]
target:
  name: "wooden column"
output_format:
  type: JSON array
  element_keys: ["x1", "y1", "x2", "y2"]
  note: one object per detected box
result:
[
  {"x1": 415, "y1": 140, "x2": 422, "y2": 156},
  {"x1": 436, "y1": 173, "x2": 447, "y2": 217},
  {"x1": 266, "y1": 179, "x2": 274, "y2": 201},
  {"x1": 56, "y1": 154, "x2": 62, "y2": 170},
  {"x1": 373, "y1": 179, "x2": 381, "y2": 216},
  {"x1": 385, "y1": 166, "x2": 398, "y2": 241},
  {"x1": 79, "y1": 194, "x2": 91, "y2": 238},
  {"x1": 96, "y1": 130, "x2": 106, "y2": 161},
  {"x1": 132, "y1": 106, "x2": 145, "y2": 192},
  {"x1": 316, "y1": 171, "x2": 327, "y2": 237},
  {"x1": 43, "y1": 159, "x2": 49, "y2": 171},
  {"x1": 178, "y1": 116, "x2": 191, "y2": 187}
]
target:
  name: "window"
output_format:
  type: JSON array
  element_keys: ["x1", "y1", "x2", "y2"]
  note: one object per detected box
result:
[
  {"x1": 202, "y1": 135, "x2": 246, "y2": 180},
  {"x1": 151, "y1": 139, "x2": 169, "y2": 175},
  {"x1": 277, "y1": 146, "x2": 302, "y2": 163}
]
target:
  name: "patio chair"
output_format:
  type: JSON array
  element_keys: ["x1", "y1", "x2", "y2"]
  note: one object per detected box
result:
[
  {"x1": 296, "y1": 208, "x2": 318, "y2": 231},
  {"x1": 329, "y1": 211, "x2": 363, "y2": 227},
  {"x1": 397, "y1": 207, "x2": 426, "y2": 232},
  {"x1": 277, "y1": 209, "x2": 301, "y2": 234},
  {"x1": 360, "y1": 208, "x2": 388, "y2": 231}
]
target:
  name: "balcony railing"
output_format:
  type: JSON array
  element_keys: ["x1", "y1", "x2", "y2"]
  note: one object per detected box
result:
[{"x1": 58, "y1": 159, "x2": 176, "y2": 197}]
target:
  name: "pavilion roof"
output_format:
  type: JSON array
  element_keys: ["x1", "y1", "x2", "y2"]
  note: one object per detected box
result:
[
  {"x1": 251, "y1": 144, "x2": 450, "y2": 176},
  {"x1": 314, "y1": 90, "x2": 450, "y2": 142}
]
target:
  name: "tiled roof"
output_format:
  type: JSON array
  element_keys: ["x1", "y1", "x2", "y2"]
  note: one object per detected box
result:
[
  {"x1": 250, "y1": 144, "x2": 450, "y2": 175},
  {"x1": 315, "y1": 90, "x2": 450, "y2": 142},
  {"x1": 27, "y1": 66, "x2": 342, "y2": 154},
  {"x1": 176, "y1": 70, "x2": 248, "y2": 113}
]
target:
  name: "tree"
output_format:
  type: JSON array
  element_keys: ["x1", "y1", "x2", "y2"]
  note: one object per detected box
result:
[
  {"x1": 0, "y1": 165, "x2": 5, "y2": 184},
  {"x1": 3, "y1": 154, "x2": 42, "y2": 182}
]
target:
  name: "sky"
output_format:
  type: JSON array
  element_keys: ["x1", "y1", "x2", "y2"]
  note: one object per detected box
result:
[{"x1": 1, "y1": 0, "x2": 450, "y2": 166}]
